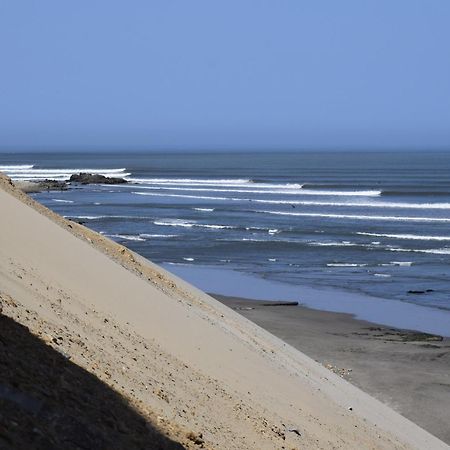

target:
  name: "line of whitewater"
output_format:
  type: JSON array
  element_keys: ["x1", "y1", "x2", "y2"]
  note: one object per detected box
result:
[
  {"x1": 126, "y1": 177, "x2": 255, "y2": 185},
  {"x1": 357, "y1": 232, "x2": 450, "y2": 241},
  {"x1": 256, "y1": 210, "x2": 450, "y2": 223},
  {"x1": 0, "y1": 165, "x2": 129, "y2": 180},
  {"x1": 125, "y1": 183, "x2": 381, "y2": 197},
  {"x1": 0, "y1": 164, "x2": 35, "y2": 170},
  {"x1": 132, "y1": 191, "x2": 450, "y2": 210},
  {"x1": 2, "y1": 168, "x2": 128, "y2": 174}
]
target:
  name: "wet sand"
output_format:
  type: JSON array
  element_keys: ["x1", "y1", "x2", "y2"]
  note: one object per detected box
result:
[{"x1": 214, "y1": 294, "x2": 450, "y2": 444}]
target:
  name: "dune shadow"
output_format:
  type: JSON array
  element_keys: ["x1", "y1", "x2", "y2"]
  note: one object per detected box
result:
[{"x1": 0, "y1": 313, "x2": 185, "y2": 449}]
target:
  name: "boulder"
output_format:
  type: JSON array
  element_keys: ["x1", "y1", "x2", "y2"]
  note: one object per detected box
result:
[
  {"x1": 69, "y1": 173, "x2": 128, "y2": 185},
  {"x1": 15, "y1": 179, "x2": 68, "y2": 193}
]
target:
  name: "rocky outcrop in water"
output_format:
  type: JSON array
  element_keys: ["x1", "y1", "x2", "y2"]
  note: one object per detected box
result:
[
  {"x1": 16, "y1": 180, "x2": 68, "y2": 193},
  {"x1": 69, "y1": 173, "x2": 128, "y2": 185}
]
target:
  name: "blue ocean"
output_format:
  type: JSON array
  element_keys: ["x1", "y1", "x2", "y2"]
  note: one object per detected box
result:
[{"x1": 1, "y1": 150, "x2": 450, "y2": 332}]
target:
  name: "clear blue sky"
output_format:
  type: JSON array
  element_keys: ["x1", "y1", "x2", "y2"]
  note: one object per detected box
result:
[{"x1": 1, "y1": 1, "x2": 449, "y2": 151}]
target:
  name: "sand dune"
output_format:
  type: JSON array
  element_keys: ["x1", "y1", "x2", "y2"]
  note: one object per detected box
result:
[{"x1": 0, "y1": 173, "x2": 447, "y2": 450}]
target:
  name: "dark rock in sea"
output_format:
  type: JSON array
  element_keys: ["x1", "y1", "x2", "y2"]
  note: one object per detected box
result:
[
  {"x1": 38, "y1": 179, "x2": 68, "y2": 190},
  {"x1": 16, "y1": 179, "x2": 68, "y2": 193},
  {"x1": 69, "y1": 173, "x2": 128, "y2": 185},
  {"x1": 41, "y1": 180, "x2": 68, "y2": 191},
  {"x1": 261, "y1": 301, "x2": 299, "y2": 306},
  {"x1": 408, "y1": 290, "x2": 427, "y2": 295}
]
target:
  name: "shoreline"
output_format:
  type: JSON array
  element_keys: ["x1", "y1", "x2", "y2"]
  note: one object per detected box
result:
[
  {"x1": 163, "y1": 263, "x2": 450, "y2": 337},
  {"x1": 6, "y1": 164, "x2": 450, "y2": 338},
  {"x1": 1, "y1": 172, "x2": 449, "y2": 449},
  {"x1": 213, "y1": 294, "x2": 450, "y2": 444}
]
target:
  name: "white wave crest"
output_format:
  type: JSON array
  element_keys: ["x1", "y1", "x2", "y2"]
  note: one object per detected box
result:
[
  {"x1": 65, "y1": 214, "x2": 151, "y2": 220},
  {"x1": 154, "y1": 219, "x2": 235, "y2": 230},
  {"x1": 129, "y1": 184, "x2": 380, "y2": 197},
  {"x1": 327, "y1": 263, "x2": 368, "y2": 267},
  {"x1": 106, "y1": 234, "x2": 146, "y2": 242},
  {"x1": 139, "y1": 234, "x2": 179, "y2": 238},
  {"x1": 256, "y1": 210, "x2": 450, "y2": 223},
  {"x1": 0, "y1": 164, "x2": 34, "y2": 170},
  {"x1": 134, "y1": 192, "x2": 230, "y2": 201},
  {"x1": 65, "y1": 215, "x2": 103, "y2": 220},
  {"x1": 200, "y1": 224, "x2": 235, "y2": 229},
  {"x1": 130, "y1": 186, "x2": 310, "y2": 195},
  {"x1": 311, "y1": 241, "x2": 360, "y2": 247},
  {"x1": 154, "y1": 219, "x2": 195, "y2": 228},
  {"x1": 389, "y1": 248, "x2": 450, "y2": 255},
  {"x1": 128, "y1": 178, "x2": 252, "y2": 185},
  {"x1": 390, "y1": 261, "x2": 413, "y2": 266},
  {"x1": 252, "y1": 199, "x2": 450, "y2": 209},
  {"x1": 7, "y1": 168, "x2": 127, "y2": 174},
  {"x1": 357, "y1": 232, "x2": 450, "y2": 241},
  {"x1": 52, "y1": 199, "x2": 74, "y2": 203},
  {"x1": 1, "y1": 164, "x2": 129, "y2": 181},
  {"x1": 124, "y1": 190, "x2": 450, "y2": 210}
]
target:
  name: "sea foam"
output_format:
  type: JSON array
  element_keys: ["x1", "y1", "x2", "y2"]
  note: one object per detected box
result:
[
  {"x1": 357, "y1": 232, "x2": 450, "y2": 241},
  {"x1": 256, "y1": 210, "x2": 450, "y2": 223},
  {"x1": 1, "y1": 165, "x2": 129, "y2": 181}
]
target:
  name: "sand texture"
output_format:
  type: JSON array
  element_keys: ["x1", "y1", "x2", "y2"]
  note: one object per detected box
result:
[
  {"x1": 0, "y1": 173, "x2": 448, "y2": 450},
  {"x1": 215, "y1": 296, "x2": 450, "y2": 445}
]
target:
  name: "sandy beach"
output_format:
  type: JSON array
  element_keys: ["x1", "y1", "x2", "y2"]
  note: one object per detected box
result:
[
  {"x1": 0, "y1": 172, "x2": 448, "y2": 449},
  {"x1": 214, "y1": 295, "x2": 450, "y2": 444}
]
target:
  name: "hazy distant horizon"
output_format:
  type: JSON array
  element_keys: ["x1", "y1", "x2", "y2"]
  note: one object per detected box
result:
[
  {"x1": 1, "y1": 1, "x2": 449, "y2": 151},
  {"x1": 0, "y1": 146, "x2": 449, "y2": 154}
]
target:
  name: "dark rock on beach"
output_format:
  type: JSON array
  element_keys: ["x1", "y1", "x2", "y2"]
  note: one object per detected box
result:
[
  {"x1": 407, "y1": 290, "x2": 434, "y2": 295},
  {"x1": 69, "y1": 173, "x2": 128, "y2": 185}
]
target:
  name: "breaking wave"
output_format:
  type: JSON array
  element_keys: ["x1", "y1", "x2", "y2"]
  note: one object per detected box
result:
[
  {"x1": 389, "y1": 248, "x2": 450, "y2": 255},
  {"x1": 131, "y1": 185, "x2": 380, "y2": 197},
  {"x1": 327, "y1": 263, "x2": 368, "y2": 267},
  {"x1": 255, "y1": 210, "x2": 450, "y2": 223},
  {"x1": 52, "y1": 199, "x2": 74, "y2": 203},
  {"x1": 357, "y1": 232, "x2": 450, "y2": 241},
  {"x1": 0, "y1": 164, "x2": 129, "y2": 181},
  {"x1": 154, "y1": 219, "x2": 236, "y2": 230}
]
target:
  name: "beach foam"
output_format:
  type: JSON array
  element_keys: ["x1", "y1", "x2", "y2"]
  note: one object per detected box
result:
[
  {"x1": 52, "y1": 199, "x2": 74, "y2": 203},
  {"x1": 154, "y1": 219, "x2": 235, "y2": 230},
  {"x1": 389, "y1": 248, "x2": 450, "y2": 255},
  {"x1": 131, "y1": 184, "x2": 381, "y2": 196},
  {"x1": 256, "y1": 210, "x2": 450, "y2": 223},
  {"x1": 357, "y1": 232, "x2": 450, "y2": 241},
  {"x1": 127, "y1": 177, "x2": 252, "y2": 185},
  {"x1": 139, "y1": 233, "x2": 179, "y2": 238},
  {"x1": 1, "y1": 165, "x2": 129, "y2": 181},
  {"x1": 0, "y1": 164, "x2": 35, "y2": 170},
  {"x1": 327, "y1": 263, "x2": 368, "y2": 267},
  {"x1": 106, "y1": 234, "x2": 146, "y2": 242}
]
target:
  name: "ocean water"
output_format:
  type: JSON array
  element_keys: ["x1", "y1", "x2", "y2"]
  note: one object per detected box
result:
[{"x1": 1, "y1": 150, "x2": 450, "y2": 321}]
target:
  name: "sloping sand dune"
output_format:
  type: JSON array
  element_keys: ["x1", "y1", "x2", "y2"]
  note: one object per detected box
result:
[{"x1": 0, "y1": 173, "x2": 447, "y2": 449}]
